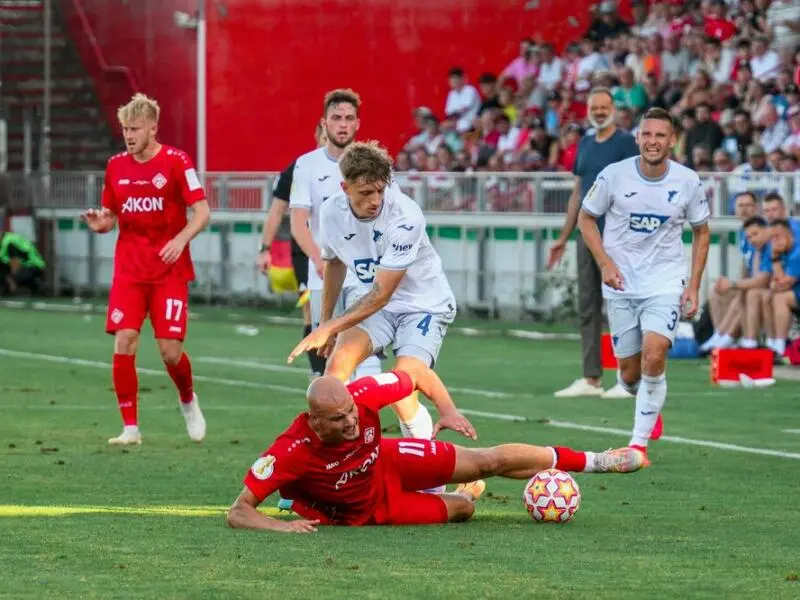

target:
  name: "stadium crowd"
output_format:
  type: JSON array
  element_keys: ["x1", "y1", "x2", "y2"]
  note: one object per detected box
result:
[{"x1": 398, "y1": 0, "x2": 800, "y2": 185}]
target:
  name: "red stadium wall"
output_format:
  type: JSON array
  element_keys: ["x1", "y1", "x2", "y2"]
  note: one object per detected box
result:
[
  {"x1": 68, "y1": 0, "x2": 603, "y2": 171},
  {"x1": 206, "y1": 0, "x2": 599, "y2": 171},
  {"x1": 61, "y1": 0, "x2": 197, "y2": 156}
]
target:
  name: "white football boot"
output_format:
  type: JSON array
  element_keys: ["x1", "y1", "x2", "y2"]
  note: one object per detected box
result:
[
  {"x1": 180, "y1": 393, "x2": 207, "y2": 442},
  {"x1": 108, "y1": 426, "x2": 142, "y2": 446}
]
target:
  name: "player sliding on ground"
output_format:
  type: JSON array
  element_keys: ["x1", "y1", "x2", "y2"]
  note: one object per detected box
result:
[
  {"x1": 288, "y1": 140, "x2": 457, "y2": 453},
  {"x1": 81, "y1": 93, "x2": 211, "y2": 446},
  {"x1": 227, "y1": 370, "x2": 646, "y2": 531},
  {"x1": 577, "y1": 107, "x2": 711, "y2": 465}
]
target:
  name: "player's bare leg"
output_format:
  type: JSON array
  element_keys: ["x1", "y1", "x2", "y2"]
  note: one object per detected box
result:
[
  {"x1": 324, "y1": 326, "x2": 375, "y2": 381},
  {"x1": 740, "y1": 288, "x2": 768, "y2": 348},
  {"x1": 447, "y1": 444, "x2": 645, "y2": 485},
  {"x1": 771, "y1": 291, "x2": 796, "y2": 360},
  {"x1": 157, "y1": 338, "x2": 206, "y2": 442},
  {"x1": 628, "y1": 332, "x2": 670, "y2": 463},
  {"x1": 109, "y1": 329, "x2": 142, "y2": 445}
]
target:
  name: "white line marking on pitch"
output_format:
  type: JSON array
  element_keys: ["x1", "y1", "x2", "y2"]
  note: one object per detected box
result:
[
  {"x1": 783, "y1": 429, "x2": 800, "y2": 435},
  {"x1": 547, "y1": 420, "x2": 800, "y2": 460},
  {"x1": 197, "y1": 356, "x2": 515, "y2": 399}
]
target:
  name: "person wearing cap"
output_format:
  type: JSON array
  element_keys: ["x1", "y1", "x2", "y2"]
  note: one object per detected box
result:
[{"x1": 547, "y1": 87, "x2": 639, "y2": 399}]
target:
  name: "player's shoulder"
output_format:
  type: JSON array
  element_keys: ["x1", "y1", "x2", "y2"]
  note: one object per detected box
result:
[
  {"x1": 386, "y1": 189, "x2": 424, "y2": 223},
  {"x1": 321, "y1": 191, "x2": 350, "y2": 218},
  {"x1": 599, "y1": 156, "x2": 636, "y2": 180},
  {"x1": 295, "y1": 147, "x2": 328, "y2": 168},
  {"x1": 271, "y1": 417, "x2": 314, "y2": 457},
  {"x1": 162, "y1": 145, "x2": 195, "y2": 167},
  {"x1": 667, "y1": 160, "x2": 702, "y2": 186},
  {"x1": 106, "y1": 151, "x2": 129, "y2": 167}
]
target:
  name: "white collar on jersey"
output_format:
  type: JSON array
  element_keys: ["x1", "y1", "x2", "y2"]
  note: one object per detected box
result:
[{"x1": 348, "y1": 199, "x2": 385, "y2": 223}]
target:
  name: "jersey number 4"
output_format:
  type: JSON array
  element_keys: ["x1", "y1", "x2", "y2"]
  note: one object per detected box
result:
[
  {"x1": 416, "y1": 314, "x2": 432, "y2": 336},
  {"x1": 165, "y1": 298, "x2": 184, "y2": 321}
]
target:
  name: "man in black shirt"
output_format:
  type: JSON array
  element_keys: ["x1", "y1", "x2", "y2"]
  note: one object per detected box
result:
[{"x1": 256, "y1": 124, "x2": 327, "y2": 376}]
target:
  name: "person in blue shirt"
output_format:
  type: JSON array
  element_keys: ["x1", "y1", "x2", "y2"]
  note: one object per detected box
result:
[
  {"x1": 762, "y1": 219, "x2": 800, "y2": 360},
  {"x1": 547, "y1": 86, "x2": 639, "y2": 399},
  {"x1": 699, "y1": 192, "x2": 760, "y2": 352}
]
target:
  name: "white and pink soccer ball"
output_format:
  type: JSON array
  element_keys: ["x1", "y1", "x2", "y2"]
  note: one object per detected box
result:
[{"x1": 523, "y1": 469, "x2": 581, "y2": 523}]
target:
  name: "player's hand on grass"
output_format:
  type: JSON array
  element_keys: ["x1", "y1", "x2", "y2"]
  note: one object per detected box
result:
[
  {"x1": 288, "y1": 324, "x2": 333, "y2": 363},
  {"x1": 600, "y1": 262, "x2": 624, "y2": 291},
  {"x1": 256, "y1": 250, "x2": 272, "y2": 274},
  {"x1": 433, "y1": 410, "x2": 478, "y2": 441},
  {"x1": 547, "y1": 239, "x2": 567, "y2": 269},
  {"x1": 159, "y1": 236, "x2": 187, "y2": 264},
  {"x1": 681, "y1": 287, "x2": 699, "y2": 319},
  {"x1": 81, "y1": 208, "x2": 115, "y2": 232},
  {"x1": 277, "y1": 519, "x2": 321, "y2": 533}
]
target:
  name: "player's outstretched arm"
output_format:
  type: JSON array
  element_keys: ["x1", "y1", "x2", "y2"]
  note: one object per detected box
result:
[
  {"x1": 320, "y1": 257, "x2": 347, "y2": 325},
  {"x1": 227, "y1": 488, "x2": 320, "y2": 533},
  {"x1": 410, "y1": 367, "x2": 477, "y2": 440}
]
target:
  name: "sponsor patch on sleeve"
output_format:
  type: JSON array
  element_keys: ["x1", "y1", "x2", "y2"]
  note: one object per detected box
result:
[
  {"x1": 250, "y1": 455, "x2": 276, "y2": 480},
  {"x1": 185, "y1": 168, "x2": 202, "y2": 191}
]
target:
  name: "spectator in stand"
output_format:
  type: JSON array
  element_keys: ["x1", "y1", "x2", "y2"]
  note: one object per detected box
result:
[
  {"x1": 577, "y1": 38, "x2": 611, "y2": 83},
  {"x1": 704, "y1": 0, "x2": 738, "y2": 42},
  {"x1": 667, "y1": 0, "x2": 696, "y2": 38},
  {"x1": 662, "y1": 32, "x2": 692, "y2": 85},
  {"x1": 537, "y1": 44, "x2": 564, "y2": 91},
  {"x1": 732, "y1": 109, "x2": 756, "y2": 157},
  {"x1": 781, "y1": 104, "x2": 800, "y2": 155},
  {"x1": 702, "y1": 37, "x2": 736, "y2": 85},
  {"x1": 395, "y1": 151, "x2": 412, "y2": 172},
  {"x1": 692, "y1": 144, "x2": 713, "y2": 171},
  {"x1": 712, "y1": 147, "x2": 735, "y2": 172},
  {"x1": 495, "y1": 114, "x2": 522, "y2": 159},
  {"x1": 501, "y1": 39, "x2": 538, "y2": 87},
  {"x1": 588, "y1": 1, "x2": 630, "y2": 42},
  {"x1": 750, "y1": 36, "x2": 782, "y2": 82},
  {"x1": 445, "y1": 67, "x2": 481, "y2": 134},
  {"x1": 758, "y1": 103, "x2": 791, "y2": 153},
  {"x1": 685, "y1": 102, "x2": 724, "y2": 168},
  {"x1": 617, "y1": 106, "x2": 636, "y2": 132},
  {"x1": 477, "y1": 73, "x2": 501, "y2": 115},
  {"x1": 765, "y1": 0, "x2": 800, "y2": 53},
  {"x1": 552, "y1": 123, "x2": 582, "y2": 172},
  {"x1": 613, "y1": 66, "x2": 648, "y2": 113},
  {"x1": 643, "y1": 72, "x2": 669, "y2": 110},
  {"x1": 632, "y1": 0, "x2": 666, "y2": 38},
  {"x1": 734, "y1": 143, "x2": 772, "y2": 175}
]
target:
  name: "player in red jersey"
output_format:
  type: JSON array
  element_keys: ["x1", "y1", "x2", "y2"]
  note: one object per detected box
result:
[
  {"x1": 81, "y1": 93, "x2": 211, "y2": 446},
  {"x1": 227, "y1": 370, "x2": 645, "y2": 532}
]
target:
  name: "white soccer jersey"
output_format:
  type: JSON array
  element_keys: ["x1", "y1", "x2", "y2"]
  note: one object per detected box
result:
[
  {"x1": 581, "y1": 156, "x2": 710, "y2": 299},
  {"x1": 319, "y1": 188, "x2": 456, "y2": 315},
  {"x1": 289, "y1": 147, "x2": 358, "y2": 290}
]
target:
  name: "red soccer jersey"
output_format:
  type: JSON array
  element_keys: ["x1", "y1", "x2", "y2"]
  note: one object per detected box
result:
[
  {"x1": 101, "y1": 145, "x2": 205, "y2": 284},
  {"x1": 243, "y1": 370, "x2": 415, "y2": 525}
]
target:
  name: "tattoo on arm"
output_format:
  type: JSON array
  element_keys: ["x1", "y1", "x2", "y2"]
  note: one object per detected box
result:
[{"x1": 343, "y1": 281, "x2": 386, "y2": 318}]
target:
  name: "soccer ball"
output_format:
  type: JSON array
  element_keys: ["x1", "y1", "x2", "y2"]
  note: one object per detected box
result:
[{"x1": 523, "y1": 469, "x2": 581, "y2": 523}]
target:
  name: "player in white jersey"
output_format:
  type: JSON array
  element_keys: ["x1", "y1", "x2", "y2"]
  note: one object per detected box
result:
[
  {"x1": 288, "y1": 89, "x2": 382, "y2": 380},
  {"x1": 287, "y1": 141, "x2": 458, "y2": 445},
  {"x1": 578, "y1": 107, "x2": 711, "y2": 465}
]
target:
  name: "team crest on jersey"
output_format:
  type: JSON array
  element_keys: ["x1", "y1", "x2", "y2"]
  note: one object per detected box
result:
[
  {"x1": 629, "y1": 213, "x2": 669, "y2": 233},
  {"x1": 364, "y1": 427, "x2": 375, "y2": 444},
  {"x1": 251, "y1": 455, "x2": 276, "y2": 480},
  {"x1": 110, "y1": 309, "x2": 124, "y2": 324},
  {"x1": 152, "y1": 173, "x2": 167, "y2": 189}
]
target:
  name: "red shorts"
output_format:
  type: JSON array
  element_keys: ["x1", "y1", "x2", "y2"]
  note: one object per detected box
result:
[
  {"x1": 371, "y1": 438, "x2": 457, "y2": 526},
  {"x1": 106, "y1": 279, "x2": 189, "y2": 340}
]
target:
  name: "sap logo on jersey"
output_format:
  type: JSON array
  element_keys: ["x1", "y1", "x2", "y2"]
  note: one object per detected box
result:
[
  {"x1": 121, "y1": 196, "x2": 164, "y2": 213},
  {"x1": 629, "y1": 213, "x2": 669, "y2": 233},
  {"x1": 354, "y1": 258, "x2": 381, "y2": 283}
]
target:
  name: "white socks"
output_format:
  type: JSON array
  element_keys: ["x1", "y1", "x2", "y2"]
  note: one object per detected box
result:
[
  {"x1": 630, "y1": 373, "x2": 667, "y2": 448},
  {"x1": 739, "y1": 338, "x2": 757, "y2": 349},
  {"x1": 353, "y1": 354, "x2": 383, "y2": 380},
  {"x1": 767, "y1": 338, "x2": 786, "y2": 355},
  {"x1": 399, "y1": 402, "x2": 434, "y2": 439},
  {"x1": 701, "y1": 332, "x2": 736, "y2": 351}
]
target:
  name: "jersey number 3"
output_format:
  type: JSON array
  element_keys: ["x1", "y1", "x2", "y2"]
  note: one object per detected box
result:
[{"x1": 667, "y1": 310, "x2": 678, "y2": 331}]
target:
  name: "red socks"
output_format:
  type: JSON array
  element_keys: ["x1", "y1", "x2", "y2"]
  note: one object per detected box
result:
[
  {"x1": 166, "y1": 352, "x2": 194, "y2": 403},
  {"x1": 552, "y1": 446, "x2": 587, "y2": 472},
  {"x1": 112, "y1": 353, "x2": 138, "y2": 426}
]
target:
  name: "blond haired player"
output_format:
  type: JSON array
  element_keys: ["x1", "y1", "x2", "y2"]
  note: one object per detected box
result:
[{"x1": 82, "y1": 93, "x2": 211, "y2": 446}]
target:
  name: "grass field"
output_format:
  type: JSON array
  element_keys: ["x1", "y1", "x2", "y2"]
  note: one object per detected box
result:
[{"x1": 1, "y1": 305, "x2": 799, "y2": 599}]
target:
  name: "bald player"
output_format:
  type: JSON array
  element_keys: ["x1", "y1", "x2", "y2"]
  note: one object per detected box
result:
[{"x1": 228, "y1": 370, "x2": 645, "y2": 531}]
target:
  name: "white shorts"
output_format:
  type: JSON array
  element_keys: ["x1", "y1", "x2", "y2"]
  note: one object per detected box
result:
[
  {"x1": 309, "y1": 286, "x2": 370, "y2": 328},
  {"x1": 357, "y1": 308, "x2": 457, "y2": 367},
  {"x1": 606, "y1": 294, "x2": 681, "y2": 359}
]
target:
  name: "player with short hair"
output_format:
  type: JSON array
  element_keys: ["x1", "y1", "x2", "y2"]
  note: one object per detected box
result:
[
  {"x1": 82, "y1": 93, "x2": 211, "y2": 446},
  {"x1": 578, "y1": 107, "x2": 711, "y2": 465},
  {"x1": 761, "y1": 219, "x2": 800, "y2": 361},
  {"x1": 288, "y1": 141, "x2": 456, "y2": 446},
  {"x1": 227, "y1": 370, "x2": 645, "y2": 531},
  {"x1": 257, "y1": 123, "x2": 328, "y2": 378},
  {"x1": 288, "y1": 89, "x2": 383, "y2": 381}
]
